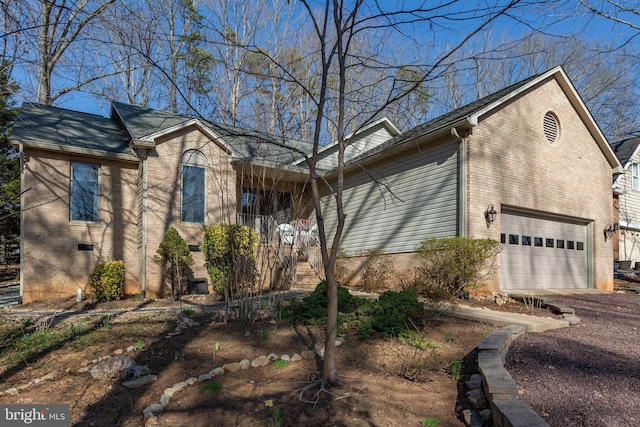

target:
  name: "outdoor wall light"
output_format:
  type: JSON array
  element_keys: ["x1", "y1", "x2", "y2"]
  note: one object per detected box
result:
[
  {"x1": 604, "y1": 223, "x2": 619, "y2": 240},
  {"x1": 484, "y1": 204, "x2": 497, "y2": 227}
]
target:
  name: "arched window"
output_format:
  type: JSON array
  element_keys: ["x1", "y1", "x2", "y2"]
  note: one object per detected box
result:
[{"x1": 181, "y1": 150, "x2": 206, "y2": 223}]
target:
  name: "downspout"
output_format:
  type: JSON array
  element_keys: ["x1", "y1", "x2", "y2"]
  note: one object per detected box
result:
[
  {"x1": 141, "y1": 153, "x2": 147, "y2": 298},
  {"x1": 18, "y1": 144, "x2": 24, "y2": 303},
  {"x1": 452, "y1": 128, "x2": 467, "y2": 238}
]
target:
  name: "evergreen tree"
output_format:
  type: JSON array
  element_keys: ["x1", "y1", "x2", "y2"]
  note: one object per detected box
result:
[
  {"x1": 153, "y1": 226, "x2": 194, "y2": 298},
  {"x1": 0, "y1": 63, "x2": 19, "y2": 263}
]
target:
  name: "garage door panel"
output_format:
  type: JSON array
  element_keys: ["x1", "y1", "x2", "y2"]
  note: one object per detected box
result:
[{"x1": 500, "y1": 213, "x2": 588, "y2": 290}]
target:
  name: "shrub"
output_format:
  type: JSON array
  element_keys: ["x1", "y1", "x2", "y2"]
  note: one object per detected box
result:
[
  {"x1": 333, "y1": 247, "x2": 351, "y2": 284},
  {"x1": 359, "y1": 248, "x2": 395, "y2": 290},
  {"x1": 287, "y1": 280, "x2": 362, "y2": 325},
  {"x1": 88, "y1": 260, "x2": 125, "y2": 302},
  {"x1": 413, "y1": 237, "x2": 501, "y2": 301},
  {"x1": 153, "y1": 227, "x2": 194, "y2": 298},
  {"x1": 202, "y1": 223, "x2": 259, "y2": 299},
  {"x1": 356, "y1": 289, "x2": 425, "y2": 339}
]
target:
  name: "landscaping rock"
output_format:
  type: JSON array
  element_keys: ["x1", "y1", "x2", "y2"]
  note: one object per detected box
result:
[
  {"x1": 251, "y1": 355, "x2": 270, "y2": 367},
  {"x1": 209, "y1": 367, "x2": 224, "y2": 376},
  {"x1": 198, "y1": 374, "x2": 212, "y2": 381},
  {"x1": 186, "y1": 377, "x2": 197, "y2": 385},
  {"x1": 5, "y1": 388, "x2": 18, "y2": 396},
  {"x1": 267, "y1": 353, "x2": 277, "y2": 361},
  {"x1": 223, "y1": 362, "x2": 241, "y2": 372},
  {"x1": 122, "y1": 365, "x2": 150, "y2": 380},
  {"x1": 466, "y1": 388, "x2": 487, "y2": 409},
  {"x1": 163, "y1": 387, "x2": 176, "y2": 397},
  {"x1": 90, "y1": 355, "x2": 136, "y2": 380},
  {"x1": 159, "y1": 394, "x2": 171, "y2": 407},
  {"x1": 562, "y1": 314, "x2": 581, "y2": 325},
  {"x1": 239, "y1": 359, "x2": 251, "y2": 370},
  {"x1": 465, "y1": 378, "x2": 483, "y2": 390},
  {"x1": 462, "y1": 408, "x2": 484, "y2": 427},
  {"x1": 280, "y1": 354, "x2": 291, "y2": 362},
  {"x1": 143, "y1": 403, "x2": 163, "y2": 419},
  {"x1": 123, "y1": 375, "x2": 157, "y2": 388},
  {"x1": 291, "y1": 353, "x2": 303, "y2": 362}
]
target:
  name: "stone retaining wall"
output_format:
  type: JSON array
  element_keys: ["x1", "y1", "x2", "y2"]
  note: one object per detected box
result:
[{"x1": 477, "y1": 325, "x2": 550, "y2": 427}]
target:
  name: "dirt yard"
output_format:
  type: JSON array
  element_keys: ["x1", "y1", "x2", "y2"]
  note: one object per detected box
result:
[{"x1": 0, "y1": 290, "x2": 500, "y2": 427}]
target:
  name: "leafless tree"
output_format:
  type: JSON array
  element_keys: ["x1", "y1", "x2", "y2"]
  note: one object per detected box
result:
[
  {"x1": 30, "y1": 0, "x2": 116, "y2": 105},
  {"x1": 435, "y1": 31, "x2": 640, "y2": 140},
  {"x1": 232, "y1": 0, "x2": 531, "y2": 394}
]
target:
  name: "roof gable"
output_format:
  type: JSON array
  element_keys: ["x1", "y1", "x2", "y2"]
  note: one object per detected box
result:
[
  {"x1": 111, "y1": 102, "x2": 314, "y2": 166},
  {"x1": 338, "y1": 67, "x2": 622, "y2": 174}
]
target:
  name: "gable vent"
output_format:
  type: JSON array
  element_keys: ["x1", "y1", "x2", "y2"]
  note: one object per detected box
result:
[{"x1": 543, "y1": 112, "x2": 559, "y2": 144}]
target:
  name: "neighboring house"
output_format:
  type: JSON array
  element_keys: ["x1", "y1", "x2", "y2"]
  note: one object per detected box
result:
[
  {"x1": 11, "y1": 66, "x2": 621, "y2": 303},
  {"x1": 611, "y1": 136, "x2": 640, "y2": 268}
]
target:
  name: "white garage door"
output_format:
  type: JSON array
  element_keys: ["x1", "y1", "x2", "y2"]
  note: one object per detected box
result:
[{"x1": 500, "y1": 213, "x2": 589, "y2": 289}]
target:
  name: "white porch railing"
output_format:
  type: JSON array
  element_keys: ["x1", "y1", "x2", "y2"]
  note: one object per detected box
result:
[
  {"x1": 236, "y1": 214, "x2": 326, "y2": 284},
  {"x1": 294, "y1": 219, "x2": 325, "y2": 281}
]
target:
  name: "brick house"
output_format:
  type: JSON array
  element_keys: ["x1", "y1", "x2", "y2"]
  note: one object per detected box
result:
[
  {"x1": 11, "y1": 66, "x2": 621, "y2": 303},
  {"x1": 316, "y1": 67, "x2": 623, "y2": 291}
]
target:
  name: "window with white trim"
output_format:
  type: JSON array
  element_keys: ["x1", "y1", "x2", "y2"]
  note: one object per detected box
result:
[
  {"x1": 71, "y1": 162, "x2": 99, "y2": 222},
  {"x1": 181, "y1": 150, "x2": 206, "y2": 223},
  {"x1": 633, "y1": 163, "x2": 640, "y2": 191}
]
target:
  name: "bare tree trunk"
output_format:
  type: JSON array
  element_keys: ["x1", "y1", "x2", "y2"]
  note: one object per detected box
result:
[{"x1": 34, "y1": 0, "x2": 115, "y2": 105}]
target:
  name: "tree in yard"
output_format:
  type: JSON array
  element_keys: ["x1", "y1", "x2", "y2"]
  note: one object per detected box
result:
[
  {"x1": 153, "y1": 226, "x2": 194, "y2": 299},
  {"x1": 6, "y1": 0, "x2": 116, "y2": 106},
  {"x1": 437, "y1": 31, "x2": 640, "y2": 141},
  {"x1": 236, "y1": 0, "x2": 531, "y2": 394},
  {"x1": 0, "y1": 62, "x2": 19, "y2": 262}
]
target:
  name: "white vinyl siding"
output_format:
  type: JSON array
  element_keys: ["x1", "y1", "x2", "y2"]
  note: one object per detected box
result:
[
  {"x1": 618, "y1": 157, "x2": 640, "y2": 229},
  {"x1": 320, "y1": 139, "x2": 459, "y2": 254},
  {"x1": 633, "y1": 163, "x2": 639, "y2": 191}
]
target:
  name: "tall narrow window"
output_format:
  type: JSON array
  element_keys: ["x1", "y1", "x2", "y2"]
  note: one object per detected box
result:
[
  {"x1": 633, "y1": 163, "x2": 639, "y2": 191},
  {"x1": 71, "y1": 162, "x2": 99, "y2": 222},
  {"x1": 181, "y1": 150, "x2": 206, "y2": 223}
]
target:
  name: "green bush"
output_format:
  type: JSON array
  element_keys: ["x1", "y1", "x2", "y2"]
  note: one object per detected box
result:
[
  {"x1": 153, "y1": 227, "x2": 194, "y2": 298},
  {"x1": 413, "y1": 237, "x2": 501, "y2": 301},
  {"x1": 88, "y1": 260, "x2": 125, "y2": 302},
  {"x1": 287, "y1": 281, "x2": 362, "y2": 325},
  {"x1": 286, "y1": 283, "x2": 426, "y2": 341},
  {"x1": 356, "y1": 289, "x2": 425, "y2": 339},
  {"x1": 202, "y1": 223, "x2": 259, "y2": 299}
]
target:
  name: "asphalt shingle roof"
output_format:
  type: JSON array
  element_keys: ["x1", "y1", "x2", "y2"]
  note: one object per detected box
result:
[
  {"x1": 12, "y1": 103, "x2": 133, "y2": 157},
  {"x1": 610, "y1": 137, "x2": 640, "y2": 165},
  {"x1": 342, "y1": 72, "x2": 544, "y2": 167},
  {"x1": 112, "y1": 102, "x2": 313, "y2": 165}
]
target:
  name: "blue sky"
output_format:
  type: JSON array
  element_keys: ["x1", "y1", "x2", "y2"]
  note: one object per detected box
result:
[{"x1": 13, "y1": 0, "x2": 639, "y2": 118}]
